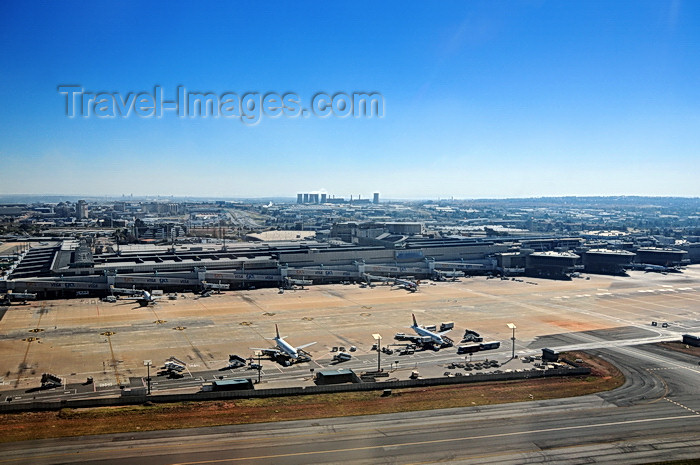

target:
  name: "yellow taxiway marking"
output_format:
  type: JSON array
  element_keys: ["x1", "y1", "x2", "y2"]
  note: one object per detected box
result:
[{"x1": 665, "y1": 398, "x2": 700, "y2": 415}]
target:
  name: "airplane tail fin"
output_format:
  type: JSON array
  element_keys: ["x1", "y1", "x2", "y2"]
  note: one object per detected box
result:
[
  {"x1": 275, "y1": 324, "x2": 280, "y2": 339},
  {"x1": 412, "y1": 313, "x2": 417, "y2": 326}
]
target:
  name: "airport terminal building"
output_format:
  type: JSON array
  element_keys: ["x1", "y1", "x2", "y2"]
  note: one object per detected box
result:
[
  {"x1": 1, "y1": 237, "x2": 512, "y2": 297},
  {"x1": 0, "y1": 229, "x2": 691, "y2": 298}
]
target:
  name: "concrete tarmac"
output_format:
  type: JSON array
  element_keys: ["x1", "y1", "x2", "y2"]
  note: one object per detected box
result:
[{"x1": 1, "y1": 267, "x2": 699, "y2": 396}]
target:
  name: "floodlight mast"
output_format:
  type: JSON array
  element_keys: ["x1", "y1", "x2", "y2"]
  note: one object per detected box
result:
[
  {"x1": 372, "y1": 333, "x2": 382, "y2": 372},
  {"x1": 507, "y1": 323, "x2": 517, "y2": 359},
  {"x1": 143, "y1": 360, "x2": 152, "y2": 395}
]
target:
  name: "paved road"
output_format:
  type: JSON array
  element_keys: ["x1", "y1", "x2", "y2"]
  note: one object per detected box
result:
[{"x1": 1, "y1": 342, "x2": 699, "y2": 464}]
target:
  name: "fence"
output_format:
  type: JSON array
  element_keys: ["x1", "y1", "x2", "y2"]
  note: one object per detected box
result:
[{"x1": 0, "y1": 367, "x2": 590, "y2": 413}]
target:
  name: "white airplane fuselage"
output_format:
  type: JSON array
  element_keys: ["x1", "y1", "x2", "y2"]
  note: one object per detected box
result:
[
  {"x1": 411, "y1": 314, "x2": 447, "y2": 345},
  {"x1": 252, "y1": 325, "x2": 315, "y2": 362},
  {"x1": 395, "y1": 278, "x2": 417, "y2": 290},
  {"x1": 275, "y1": 336, "x2": 300, "y2": 359},
  {"x1": 412, "y1": 324, "x2": 445, "y2": 345},
  {"x1": 136, "y1": 290, "x2": 157, "y2": 306}
]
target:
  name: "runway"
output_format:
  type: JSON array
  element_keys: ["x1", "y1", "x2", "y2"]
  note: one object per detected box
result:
[{"x1": 2, "y1": 342, "x2": 698, "y2": 464}]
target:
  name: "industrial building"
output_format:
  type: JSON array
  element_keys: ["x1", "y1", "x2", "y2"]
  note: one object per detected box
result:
[
  {"x1": 331, "y1": 222, "x2": 423, "y2": 244},
  {"x1": 314, "y1": 369, "x2": 360, "y2": 385},
  {"x1": 582, "y1": 249, "x2": 636, "y2": 275},
  {"x1": 678, "y1": 242, "x2": 700, "y2": 264},
  {"x1": 296, "y1": 192, "x2": 378, "y2": 205},
  {"x1": 635, "y1": 247, "x2": 688, "y2": 267},
  {"x1": 525, "y1": 251, "x2": 580, "y2": 280}
]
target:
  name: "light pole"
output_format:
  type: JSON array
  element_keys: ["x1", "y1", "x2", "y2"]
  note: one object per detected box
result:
[
  {"x1": 253, "y1": 351, "x2": 262, "y2": 384},
  {"x1": 143, "y1": 360, "x2": 152, "y2": 395},
  {"x1": 372, "y1": 333, "x2": 382, "y2": 372},
  {"x1": 507, "y1": 323, "x2": 516, "y2": 359}
]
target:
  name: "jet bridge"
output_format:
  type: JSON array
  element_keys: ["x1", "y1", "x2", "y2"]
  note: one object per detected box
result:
[
  {"x1": 432, "y1": 260, "x2": 496, "y2": 271},
  {"x1": 284, "y1": 268, "x2": 360, "y2": 280},
  {"x1": 363, "y1": 264, "x2": 429, "y2": 275}
]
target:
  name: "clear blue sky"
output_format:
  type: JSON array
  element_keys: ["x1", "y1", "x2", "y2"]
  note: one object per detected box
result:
[{"x1": 1, "y1": 1, "x2": 698, "y2": 199}]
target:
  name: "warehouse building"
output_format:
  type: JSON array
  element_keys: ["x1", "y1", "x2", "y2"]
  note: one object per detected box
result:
[
  {"x1": 525, "y1": 251, "x2": 580, "y2": 280},
  {"x1": 582, "y1": 249, "x2": 636, "y2": 275},
  {"x1": 635, "y1": 248, "x2": 688, "y2": 267}
]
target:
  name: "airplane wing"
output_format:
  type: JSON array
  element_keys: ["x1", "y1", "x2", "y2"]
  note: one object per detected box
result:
[
  {"x1": 437, "y1": 330, "x2": 451, "y2": 336},
  {"x1": 295, "y1": 342, "x2": 316, "y2": 350}
]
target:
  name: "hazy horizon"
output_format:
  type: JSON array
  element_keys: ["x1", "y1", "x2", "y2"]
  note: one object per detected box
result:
[{"x1": 1, "y1": 193, "x2": 698, "y2": 206}]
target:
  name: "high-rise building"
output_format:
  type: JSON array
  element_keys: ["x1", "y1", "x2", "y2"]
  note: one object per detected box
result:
[
  {"x1": 76, "y1": 200, "x2": 88, "y2": 220},
  {"x1": 373, "y1": 192, "x2": 379, "y2": 204},
  {"x1": 320, "y1": 193, "x2": 327, "y2": 203},
  {"x1": 303, "y1": 193, "x2": 309, "y2": 203},
  {"x1": 297, "y1": 194, "x2": 303, "y2": 204}
]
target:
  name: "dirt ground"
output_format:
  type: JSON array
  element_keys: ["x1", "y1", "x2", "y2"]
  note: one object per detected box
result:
[{"x1": 657, "y1": 341, "x2": 700, "y2": 358}]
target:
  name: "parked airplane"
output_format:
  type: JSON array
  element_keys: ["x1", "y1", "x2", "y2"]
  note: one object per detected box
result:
[
  {"x1": 251, "y1": 324, "x2": 316, "y2": 365},
  {"x1": 128, "y1": 290, "x2": 160, "y2": 307},
  {"x1": 110, "y1": 286, "x2": 160, "y2": 307},
  {"x1": 643, "y1": 264, "x2": 676, "y2": 273},
  {"x1": 394, "y1": 278, "x2": 418, "y2": 292},
  {"x1": 410, "y1": 313, "x2": 451, "y2": 347},
  {"x1": 1, "y1": 291, "x2": 37, "y2": 305}
]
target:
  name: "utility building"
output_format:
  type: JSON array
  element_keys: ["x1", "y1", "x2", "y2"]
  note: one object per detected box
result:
[
  {"x1": 525, "y1": 251, "x2": 579, "y2": 279},
  {"x1": 635, "y1": 248, "x2": 687, "y2": 267},
  {"x1": 582, "y1": 249, "x2": 635, "y2": 275},
  {"x1": 314, "y1": 369, "x2": 360, "y2": 385}
]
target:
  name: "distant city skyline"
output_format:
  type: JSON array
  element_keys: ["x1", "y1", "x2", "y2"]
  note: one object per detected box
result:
[{"x1": 1, "y1": 1, "x2": 699, "y2": 198}]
